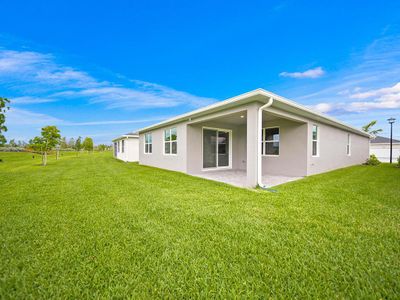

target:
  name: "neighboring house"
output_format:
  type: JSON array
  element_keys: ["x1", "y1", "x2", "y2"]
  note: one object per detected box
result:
[
  {"x1": 112, "y1": 133, "x2": 139, "y2": 162},
  {"x1": 370, "y1": 136, "x2": 400, "y2": 162},
  {"x1": 137, "y1": 89, "x2": 370, "y2": 188}
]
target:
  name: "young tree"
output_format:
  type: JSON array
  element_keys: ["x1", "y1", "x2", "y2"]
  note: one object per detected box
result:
[
  {"x1": 60, "y1": 137, "x2": 68, "y2": 149},
  {"x1": 82, "y1": 137, "x2": 94, "y2": 152},
  {"x1": 362, "y1": 120, "x2": 382, "y2": 138},
  {"x1": 8, "y1": 139, "x2": 17, "y2": 147},
  {"x1": 39, "y1": 126, "x2": 61, "y2": 166},
  {"x1": 75, "y1": 136, "x2": 82, "y2": 155},
  {"x1": 28, "y1": 136, "x2": 45, "y2": 163},
  {"x1": 68, "y1": 137, "x2": 75, "y2": 149},
  {"x1": 97, "y1": 144, "x2": 109, "y2": 151},
  {"x1": 0, "y1": 97, "x2": 10, "y2": 146}
]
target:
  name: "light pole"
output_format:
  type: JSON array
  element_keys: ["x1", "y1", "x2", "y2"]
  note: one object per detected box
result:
[{"x1": 387, "y1": 117, "x2": 396, "y2": 164}]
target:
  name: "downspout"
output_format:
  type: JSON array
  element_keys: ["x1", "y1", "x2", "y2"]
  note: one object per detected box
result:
[{"x1": 257, "y1": 97, "x2": 274, "y2": 189}]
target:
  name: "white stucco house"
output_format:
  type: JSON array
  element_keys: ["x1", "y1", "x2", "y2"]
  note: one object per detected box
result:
[
  {"x1": 370, "y1": 136, "x2": 400, "y2": 162},
  {"x1": 112, "y1": 133, "x2": 139, "y2": 162},
  {"x1": 136, "y1": 89, "x2": 370, "y2": 188}
]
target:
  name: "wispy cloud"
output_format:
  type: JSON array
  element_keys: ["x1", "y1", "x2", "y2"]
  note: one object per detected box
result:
[
  {"x1": 6, "y1": 107, "x2": 63, "y2": 126},
  {"x1": 288, "y1": 34, "x2": 400, "y2": 119},
  {"x1": 309, "y1": 82, "x2": 400, "y2": 114},
  {"x1": 6, "y1": 107, "x2": 169, "y2": 127},
  {"x1": 62, "y1": 116, "x2": 170, "y2": 126},
  {"x1": 280, "y1": 67, "x2": 325, "y2": 79},
  {"x1": 0, "y1": 48, "x2": 217, "y2": 110},
  {"x1": 12, "y1": 96, "x2": 58, "y2": 104}
]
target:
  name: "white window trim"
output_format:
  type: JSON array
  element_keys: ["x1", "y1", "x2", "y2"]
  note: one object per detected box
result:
[
  {"x1": 163, "y1": 127, "x2": 178, "y2": 156},
  {"x1": 262, "y1": 126, "x2": 280, "y2": 157},
  {"x1": 121, "y1": 139, "x2": 125, "y2": 153},
  {"x1": 347, "y1": 133, "x2": 351, "y2": 156},
  {"x1": 144, "y1": 133, "x2": 152, "y2": 154},
  {"x1": 312, "y1": 124, "x2": 319, "y2": 157},
  {"x1": 201, "y1": 126, "x2": 233, "y2": 171}
]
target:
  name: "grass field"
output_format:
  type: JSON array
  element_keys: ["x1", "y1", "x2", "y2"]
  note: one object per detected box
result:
[{"x1": 0, "y1": 151, "x2": 399, "y2": 298}]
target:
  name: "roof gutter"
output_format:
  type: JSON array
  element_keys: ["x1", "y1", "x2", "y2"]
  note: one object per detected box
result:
[{"x1": 257, "y1": 97, "x2": 274, "y2": 189}]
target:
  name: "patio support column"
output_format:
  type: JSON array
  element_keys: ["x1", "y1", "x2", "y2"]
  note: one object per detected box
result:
[{"x1": 246, "y1": 103, "x2": 261, "y2": 187}]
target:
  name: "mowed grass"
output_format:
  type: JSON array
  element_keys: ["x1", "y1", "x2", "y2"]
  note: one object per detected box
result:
[{"x1": 0, "y1": 152, "x2": 399, "y2": 299}]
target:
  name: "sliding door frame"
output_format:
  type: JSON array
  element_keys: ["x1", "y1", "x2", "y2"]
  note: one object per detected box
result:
[{"x1": 201, "y1": 126, "x2": 233, "y2": 171}]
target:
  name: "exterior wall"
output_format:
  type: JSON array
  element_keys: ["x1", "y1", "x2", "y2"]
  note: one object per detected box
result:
[
  {"x1": 114, "y1": 137, "x2": 139, "y2": 162},
  {"x1": 138, "y1": 101, "x2": 370, "y2": 187},
  {"x1": 261, "y1": 118, "x2": 308, "y2": 177},
  {"x1": 139, "y1": 122, "x2": 187, "y2": 172},
  {"x1": 186, "y1": 122, "x2": 246, "y2": 174},
  {"x1": 307, "y1": 122, "x2": 369, "y2": 175},
  {"x1": 370, "y1": 143, "x2": 400, "y2": 162}
]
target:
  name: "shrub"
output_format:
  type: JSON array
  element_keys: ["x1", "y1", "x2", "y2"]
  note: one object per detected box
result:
[{"x1": 365, "y1": 154, "x2": 381, "y2": 166}]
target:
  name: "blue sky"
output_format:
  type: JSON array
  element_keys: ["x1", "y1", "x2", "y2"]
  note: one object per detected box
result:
[{"x1": 1, "y1": 0, "x2": 400, "y2": 144}]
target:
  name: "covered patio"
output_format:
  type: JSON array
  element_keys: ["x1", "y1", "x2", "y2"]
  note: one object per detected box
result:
[{"x1": 186, "y1": 99, "x2": 309, "y2": 188}]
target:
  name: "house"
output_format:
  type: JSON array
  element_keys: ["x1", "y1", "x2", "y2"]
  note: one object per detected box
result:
[
  {"x1": 137, "y1": 89, "x2": 370, "y2": 188},
  {"x1": 370, "y1": 136, "x2": 400, "y2": 162},
  {"x1": 112, "y1": 133, "x2": 139, "y2": 162}
]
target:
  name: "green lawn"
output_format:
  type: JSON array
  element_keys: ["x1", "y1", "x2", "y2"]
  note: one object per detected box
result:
[{"x1": 0, "y1": 152, "x2": 399, "y2": 298}]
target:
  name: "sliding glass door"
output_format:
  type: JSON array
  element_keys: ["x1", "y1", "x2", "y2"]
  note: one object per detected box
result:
[{"x1": 203, "y1": 128, "x2": 231, "y2": 169}]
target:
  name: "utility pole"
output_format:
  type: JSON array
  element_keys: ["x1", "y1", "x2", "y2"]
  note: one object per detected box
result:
[{"x1": 387, "y1": 117, "x2": 396, "y2": 164}]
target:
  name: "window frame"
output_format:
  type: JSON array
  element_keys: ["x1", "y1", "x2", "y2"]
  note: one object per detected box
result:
[
  {"x1": 262, "y1": 126, "x2": 280, "y2": 156},
  {"x1": 163, "y1": 127, "x2": 178, "y2": 156},
  {"x1": 346, "y1": 133, "x2": 351, "y2": 156},
  {"x1": 117, "y1": 140, "x2": 120, "y2": 152},
  {"x1": 121, "y1": 139, "x2": 125, "y2": 153},
  {"x1": 144, "y1": 133, "x2": 153, "y2": 154},
  {"x1": 312, "y1": 125, "x2": 319, "y2": 157}
]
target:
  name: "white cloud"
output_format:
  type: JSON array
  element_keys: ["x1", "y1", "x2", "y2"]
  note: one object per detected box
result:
[
  {"x1": 12, "y1": 96, "x2": 57, "y2": 104},
  {"x1": 6, "y1": 108, "x2": 63, "y2": 126},
  {"x1": 350, "y1": 82, "x2": 400, "y2": 99},
  {"x1": 0, "y1": 50, "x2": 99, "y2": 88},
  {"x1": 62, "y1": 116, "x2": 170, "y2": 126},
  {"x1": 0, "y1": 49, "x2": 216, "y2": 110},
  {"x1": 309, "y1": 82, "x2": 400, "y2": 113},
  {"x1": 280, "y1": 67, "x2": 325, "y2": 79}
]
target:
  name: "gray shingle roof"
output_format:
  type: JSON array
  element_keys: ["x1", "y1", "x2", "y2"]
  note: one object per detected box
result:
[{"x1": 371, "y1": 136, "x2": 400, "y2": 143}]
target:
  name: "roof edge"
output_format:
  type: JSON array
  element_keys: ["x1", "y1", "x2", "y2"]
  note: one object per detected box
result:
[{"x1": 137, "y1": 88, "x2": 370, "y2": 138}]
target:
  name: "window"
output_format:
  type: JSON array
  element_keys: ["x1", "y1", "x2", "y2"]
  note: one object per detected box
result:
[
  {"x1": 117, "y1": 141, "x2": 120, "y2": 152},
  {"x1": 347, "y1": 134, "x2": 351, "y2": 156},
  {"x1": 312, "y1": 125, "x2": 319, "y2": 156},
  {"x1": 164, "y1": 127, "x2": 177, "y2": 155},
  {"x1": 262, "y1": 127, "x2": 280, "y2": 155},
  {"x1": 121, "y1": 140, "x2": 125, "y2": 153},
  {"x1": 144, "y1": 133, "x2": 152, "y2": 154}
]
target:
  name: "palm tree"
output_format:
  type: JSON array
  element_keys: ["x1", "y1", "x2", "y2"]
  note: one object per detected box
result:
[{"x1": 362, "y1": 120, "x2": 382, "y2": 138}]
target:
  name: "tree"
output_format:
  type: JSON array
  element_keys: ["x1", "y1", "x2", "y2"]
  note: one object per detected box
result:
[
  {"x1": 362, "y1": 120, "x2": 382, "y2": 138},
  {"x1": 30, "y1": 126, "x2": 61, "y2": 166},
  {"x1": 60, "y1": 137, "x2": 68, "y2": 149},
  {"x1": 68, "y1": 138, "x2": 75, "y2": 149},
  {"x1": 75, "y1": 136, "x2": 82, "y2": 155},
  {"x1": 82, "y1": 137, "x2": 94, "y2": 152},
  {"x1": 8, "y1": 139, "x2": 17, "y2": 147},
  {"x1": 96, "y1": 144, "x2": 109, "y2": 151},
  {"x1": 0, "y1": 97, "x2": 10, "y2": 146}
]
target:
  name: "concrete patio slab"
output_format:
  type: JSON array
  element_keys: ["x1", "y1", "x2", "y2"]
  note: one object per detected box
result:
[{"x1": 192, "y1": 170, "x2": 302, "y2": 188}]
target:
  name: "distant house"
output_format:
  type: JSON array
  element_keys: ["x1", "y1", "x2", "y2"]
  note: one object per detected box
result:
[
  {"x1": 112, "y1": 133, "x2": 139, "y2": 162},
  {"x1": 135, "y1": 89, "x2": 370, "y2": 188},
  {"x1": 370, "y1": 136, "x2": 400, "y2": 162}
]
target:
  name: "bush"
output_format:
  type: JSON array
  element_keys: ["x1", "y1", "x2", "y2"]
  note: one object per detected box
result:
[
  {"x1": 397, "y1": 156, "x2": 400, "y2": 168},
  {"x1": 365, "y1": 154, "x2": 381, "y2": 166}
]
